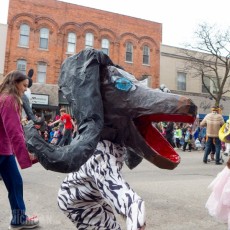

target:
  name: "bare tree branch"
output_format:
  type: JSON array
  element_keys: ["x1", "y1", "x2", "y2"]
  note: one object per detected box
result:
[{"x1": 179, "y1": 23, "x2": 230, "y2": 106}]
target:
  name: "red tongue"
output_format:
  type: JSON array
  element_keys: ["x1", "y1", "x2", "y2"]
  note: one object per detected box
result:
[
  {"x1": 136, "y1": 120, "x2": 180, "y2": 163},
  {"x1": 133, "y1": 114, "x2": 195, "y2": 166},
  {"x1": 134, "y1": 114, "x2": 191, "y2": 164}
]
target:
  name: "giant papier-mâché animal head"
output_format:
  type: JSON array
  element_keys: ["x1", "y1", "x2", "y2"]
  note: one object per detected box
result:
[{"x1": 24, "y1": 49, "x2": 197, "y2": 173}]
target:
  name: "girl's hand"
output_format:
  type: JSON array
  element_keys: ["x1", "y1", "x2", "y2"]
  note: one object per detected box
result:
[{"x1": 29, "y1": 152, "x2": 38, "y2": 164}]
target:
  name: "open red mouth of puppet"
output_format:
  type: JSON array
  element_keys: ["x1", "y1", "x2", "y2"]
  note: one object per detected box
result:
[{"x1": 134, "y1": 114, "x2": 195, "y2": 169}]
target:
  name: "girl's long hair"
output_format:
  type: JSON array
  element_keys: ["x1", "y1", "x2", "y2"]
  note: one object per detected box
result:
[{"x1": 0, "y1": 70, "x2": 29, "y2": 110}]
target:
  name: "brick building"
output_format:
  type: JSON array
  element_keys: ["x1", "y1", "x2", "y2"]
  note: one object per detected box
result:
[
  {"x1": 5, "y1": 0, "x2": 162, "y2": 117},
  {"x1": 0, "y1": 24, "x2": 7, "y2": 81}
]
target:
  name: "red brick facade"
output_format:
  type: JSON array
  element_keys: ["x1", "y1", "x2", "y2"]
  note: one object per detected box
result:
[{"x1": 5, "y1": 0, "x2": 162, "y2": 88}]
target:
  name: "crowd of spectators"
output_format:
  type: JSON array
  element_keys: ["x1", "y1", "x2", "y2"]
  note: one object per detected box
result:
[
  {"x1": 33, "y1": 109, "x2": 77, "y2": 146},
  {"x1": 154, "y1": 121, "x2": 206, "y2": 152},
  {"x1": 155, "y1": 105, "x2": 230, "y2": 166},
  {"x1": 29, "y1": 107, "x2": 229, "y2": 165}
]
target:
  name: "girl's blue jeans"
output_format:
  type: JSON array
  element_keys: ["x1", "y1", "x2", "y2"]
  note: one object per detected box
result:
[{"x1": 0, "y1": 155, "x2": 27, "y2": 225}]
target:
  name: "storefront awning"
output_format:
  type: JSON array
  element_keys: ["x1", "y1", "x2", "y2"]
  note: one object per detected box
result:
[{"x1": 32, "y1": 104, "x2": 58, "y2": 110}]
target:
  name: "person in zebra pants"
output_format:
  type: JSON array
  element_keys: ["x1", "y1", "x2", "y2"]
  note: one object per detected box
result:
[
  {"x1": 58, "y1": 140, "x2": 146, "y2": 230},
  {"x1": 23, "y1": 49, "x2": 196, "y2": 230}
]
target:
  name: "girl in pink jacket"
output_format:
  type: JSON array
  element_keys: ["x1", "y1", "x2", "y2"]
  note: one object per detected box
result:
[{"x1": 0, "y1": 70, "x2": 39, "y2": 229}]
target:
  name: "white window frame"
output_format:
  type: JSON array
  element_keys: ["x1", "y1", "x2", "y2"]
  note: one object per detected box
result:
[
  {"x1": 39, "y1": 28, "x2": 49, "y2": 49},
  {"x1": 177, "y1": 72, "x2": 186, "y2": 91},
  {"x1": 126, "y1": 42, "x2": 133, "y2": 62},
  {"x1": 67, "y1": 32, "x2": 76, "y2": 53},
  {"x1": 143, "y1": 45, "x2": 150, "y2": 65},
  {"x1": 17, "y1": 59, "x2": 27, "y2": 75},
  {"x1": 37, "y1": 62, "x2": 47, "y2": 83},
  {"x1": 101, "y1": 38, "x2": 109, "y2": 55},
  {"x1": 85, "y1": 32, "x2": 94, "y2": 48},
  {"x1": 202, "y1": 76, "x2": 219, "y2": 94},
  {"x1": 19, "y1": 24, "x2": 30, "y2": 47}
]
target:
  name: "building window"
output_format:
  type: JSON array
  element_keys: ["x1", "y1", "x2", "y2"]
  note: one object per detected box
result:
[
  {"x1": 202, "y1": 76, "x2": 218, "y2": 94},
  {"x1": 17, "y1": 59, "x2": 27, "y2": 75},
  {"x1": 37, "y1": 62, "x2": 47, "y2": 83},
  {"x1": 67, "y1": 32, "x2": 76, "y2": 53},
  {"x1": 101, "y1": 38, "x2": 109, "y2": 55},
  {"x1": 85, "y1": 32, "x2": 94, "y2": 48},
  {"x1": 177, "y1": 72, "x2": 186, "y2": 91},
  {"x1": 19, "y1": 24, "x2": 30, "y2": 47},
  {"x1": 202, "y1": 77, "x2": 210, "y2": 93},
  {"x1": 143, "y1": 45, "x2": 150, "y2": 65},
  {"x1": 126, "y1": 42, "x2": 133, "y2": 62},
  {"x1": 39, "y1": 28, "x2": 49, "y2": 49}
]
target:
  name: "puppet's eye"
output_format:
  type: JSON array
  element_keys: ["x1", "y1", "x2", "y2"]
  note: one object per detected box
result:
[{"x1": 112, "y1": 76, "x2": 136, "y2": 92}]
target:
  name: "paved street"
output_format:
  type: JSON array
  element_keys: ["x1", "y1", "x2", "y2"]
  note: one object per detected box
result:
[{"x1": 0, "y1": 149, "x2": 228, "y2": 230}]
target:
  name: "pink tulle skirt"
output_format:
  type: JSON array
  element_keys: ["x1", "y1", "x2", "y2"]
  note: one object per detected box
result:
[{"x1": 206, "y1": 166, "x2": 230, "y2": 228}]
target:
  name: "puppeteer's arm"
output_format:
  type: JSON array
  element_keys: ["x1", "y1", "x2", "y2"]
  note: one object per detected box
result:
[{"x1": 22, "y1": 94, "x2": 44, "y2": 125}]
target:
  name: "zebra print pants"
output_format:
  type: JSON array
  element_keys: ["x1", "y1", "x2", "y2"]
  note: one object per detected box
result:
[{"x1": 57, "y1": 140, "x2": 145, "y2": 230}]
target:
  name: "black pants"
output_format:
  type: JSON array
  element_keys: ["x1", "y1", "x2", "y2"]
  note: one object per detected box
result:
[
  {"x1": 175, "y1": 138, "x2": 181, "y2": 148},
  {"x1": 58, "y1": 129, "x2": 72, "y2": 146},
  {"x1": 183, "y1": 142, "x2": 191, "y2": 151}
]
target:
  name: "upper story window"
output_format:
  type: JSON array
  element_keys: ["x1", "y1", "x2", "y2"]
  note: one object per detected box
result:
[
  {"x1": 85, "y1": 32, "x2": 94, "y2": 48},
  {"x1": 177, "y1": 72, "x2": 186, "y2": 91},
  {"x1": 67, "y1": 32, "x2": 76, "y2": 53},
  {"x1": 101, "y1": 38, "x2": 109, "y2": 55},
  {"x1": 202, "y1": 76, "x2": 219, "y2": 94},
  {"x1": 143, "y1": 45, "x2": 150, "y2": 65},
  {"x1": 37, "y1": 62, "x2": 47, "y2": 83},
  {"x1": 17, "y1": 59, "x2": 27, "y2": 75},
  {"x1": 39, "y1": 28, "x2": 49, "y2": 49},
  {"x1": 19, "y1": 24, "x2": 30, "y2": 47},
  {"x1": 126, "y1": 42, "x2": 133, "y2": 62}
]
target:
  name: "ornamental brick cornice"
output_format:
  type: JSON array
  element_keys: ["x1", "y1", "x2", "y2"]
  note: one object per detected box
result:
[
  {"x1": 59, "y1": 22, "x2": 81, "y2": 34},
  {"x1": 34, "y1": 16, "x2": 59, "y2": 31},
  {"x1": 10, "y1": 13, "x2": 35, "y2": 25},
  {"x1": 119, "y1": 32, "x2": 139, "y2": 41}
]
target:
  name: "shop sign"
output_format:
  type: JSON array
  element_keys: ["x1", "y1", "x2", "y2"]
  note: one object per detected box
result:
[{"x1": 31, "y1": 94, "x2": 49, "y2": 105}]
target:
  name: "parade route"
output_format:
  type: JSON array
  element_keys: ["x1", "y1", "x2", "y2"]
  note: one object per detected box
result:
[{"x1": 0, "y1": 149, "x2": 227, "y2": 230}]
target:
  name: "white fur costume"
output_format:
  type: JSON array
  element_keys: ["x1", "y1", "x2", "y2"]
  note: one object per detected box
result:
[{"x1": 57, "y1": 140, "x2": 145, "y2": 230}]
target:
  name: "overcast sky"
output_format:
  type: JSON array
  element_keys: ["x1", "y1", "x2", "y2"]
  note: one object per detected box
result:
[{"x1": 1, "y1": 0, "x2": 230, "y2": 47}]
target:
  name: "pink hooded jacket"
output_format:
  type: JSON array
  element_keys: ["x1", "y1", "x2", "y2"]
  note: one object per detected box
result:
[{"x1": 0, "y1": 95, "x2": 32, "y2": 169}]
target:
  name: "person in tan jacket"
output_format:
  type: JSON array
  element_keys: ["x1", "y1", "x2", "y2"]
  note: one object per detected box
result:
[{"x1": 200, "y1": 106, "x2": 224, "y2": 164}]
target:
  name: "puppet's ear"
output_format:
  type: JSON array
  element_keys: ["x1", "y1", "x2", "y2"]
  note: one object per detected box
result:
[
  {"x1": 159, "y1": 83, "x2": 171, "y2": 93},
  {"x1": 24, "y1": 49, "x2": 111, "y2": 173},
  {"x1": 27, "y1": 69, "x2": 34, "y2": 88},
  {"x1": 27, "y1": 69, "x2": 34, "y2": 78},
  {"x1": 22, "y1": 94, "x2": 45, "y2": 125}
]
